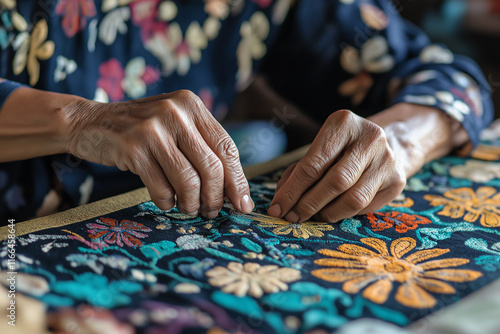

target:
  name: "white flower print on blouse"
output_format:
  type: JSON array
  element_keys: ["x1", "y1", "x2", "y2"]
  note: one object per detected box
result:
[
  {"x1": 339, "y1": 36, "x2": 395, "y2": 105},
  {"x1": 54, "y1": 55, "x2": 77, "y2": 83}
]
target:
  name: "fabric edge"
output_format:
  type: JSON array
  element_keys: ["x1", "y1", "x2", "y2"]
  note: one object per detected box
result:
[{"x1": 0, "y1": 145, "x2": 310, "y2": 240}]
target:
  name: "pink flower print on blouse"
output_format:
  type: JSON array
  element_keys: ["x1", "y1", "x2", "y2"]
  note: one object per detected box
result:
[
  {"x1": 97, "y1": 59, "x2": 125, "y2": 102},
  {"x1": 55, "y1": 0, "x2": 97, "y2": 38}
]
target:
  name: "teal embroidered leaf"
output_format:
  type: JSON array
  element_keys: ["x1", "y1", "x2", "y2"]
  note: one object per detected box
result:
[
  {"x1": 204, "y1": 248, "x2": 243, "y2": 263},
  {"x1": 241, "y1": 237, "x2": 262, "y2": 253},
  {"x1": 141, "y1": 240, "x2": 177, "y2": 259},
  {"x1": 282, "y1": 248, "x2": 315, "y2": 256}
]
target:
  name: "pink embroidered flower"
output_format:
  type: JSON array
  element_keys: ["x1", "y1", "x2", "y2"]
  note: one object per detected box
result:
[
  {"x1": 97, "y1": 59, "x2": 125, "y2": 102},
  {"x1": 55, "y1": 0, "x2": 97, "y2": 38},
  {"x1": 87, "y1": 217, "x2": 152, "y2": 247}
]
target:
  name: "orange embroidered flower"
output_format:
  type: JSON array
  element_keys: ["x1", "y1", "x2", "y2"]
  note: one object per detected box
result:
[
  {"x1": 366, "y1": 212, "x2": 431, "y2": 233},
  {"x1": 388, "y1": 194, "x2": 414, "y2": 208},
  {"x1": 312, "y1": 237, "x2": 481, "y2": 308},
  {"x1": 471, "y1": 145, "x2": 500, "y2": 161},
  {"x1": 424, "y1": 187, "x2": 500, "y2": 227},
  {"x1": 87, "y1": 217, "x2": 151, "y2": 247},
  {"x1": 55, "y1": 0, "x2": 96, "y2": 37}
]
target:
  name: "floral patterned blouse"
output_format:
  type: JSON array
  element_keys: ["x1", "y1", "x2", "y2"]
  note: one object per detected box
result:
[{"x1": 0, "y1": 0, "x2": 494, "y2": 221}]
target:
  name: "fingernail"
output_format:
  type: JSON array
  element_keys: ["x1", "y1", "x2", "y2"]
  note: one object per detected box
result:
[
  {"x1": 206, "y1": 210, "x2": 219, "y2": 219},
  {"x1": 241, "y1": 194, "x2": 254, "y2": 213},
  {"x1": 268, "y1": 204, "x2": 281, "y2": 217},
  {"x1": 285, "y1": 211, "x2": 299, "y2": 223},
  {"x1": 186, "y1": 210, "x2": 199, "y2": 217}
]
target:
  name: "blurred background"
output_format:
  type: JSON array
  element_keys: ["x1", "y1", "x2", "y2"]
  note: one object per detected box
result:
[{"x1": 397, "y1": 0, "x2": 500, "y2": 118}]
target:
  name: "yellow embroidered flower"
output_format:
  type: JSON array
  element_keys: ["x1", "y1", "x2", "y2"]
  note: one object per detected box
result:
[
  {"x1": 312, "y1": 237, "x2": 481, "y2": 308},
  {"x1": 206, "y1": 262, "x2": 301, "y2": 298},
  {"x1": 424, "y1": 187, "x2": 500, "y2": 228},
  {"x1": 250, "y1": 212, "x2": 334, "y2": 239},
  {"x1": 12, "y1": 19, "x2": 54, "y2": 86}
]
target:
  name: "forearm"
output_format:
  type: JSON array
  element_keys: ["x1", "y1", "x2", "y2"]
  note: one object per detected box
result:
[
  {"x1": 0, "y1": 86, "x2": 84, "y2": 162},
  {"x1": 368, "y1": 103, "x2": 470, "y2": 178}
]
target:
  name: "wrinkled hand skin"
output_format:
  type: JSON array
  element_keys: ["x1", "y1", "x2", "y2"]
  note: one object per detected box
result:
[
  {"x1": 268, "y1": 109, "x2": 407, "y2": 223},
  {"x1": 65, "y1": 90, "x2": 254, "y2": 218}
]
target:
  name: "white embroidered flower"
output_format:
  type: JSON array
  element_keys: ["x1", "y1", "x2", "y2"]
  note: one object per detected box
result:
[
  {"x1": 176, "y1": 234, "x2": 212, "y2": 250},
  {"x1": 450, "y1": 160, "x2": 500, "y2": 183},
  {"x1": 206, "y1": 262, "x2": 301, "y2": 298},
  {"x1": 481, "y1": 119, "x2": 500, "y2": 142},
  {"x1": 174, "y1": 283, "x2": 201, "y2": 294}
]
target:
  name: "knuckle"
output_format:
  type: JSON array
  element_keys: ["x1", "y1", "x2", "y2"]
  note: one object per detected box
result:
[
  {"x1": 366, "y1": 122, "x2": 387, "y2": 143},
  {"x1": 333, "y1": 165, "x2": 357, "y2": 191},
  {"x1": 233, "y1": 177, "x2": 250, "y2": 195},
  {"x1": 318, "y1": 211, "x2": 337, "y2": 223},
  {"x1": 176, "y1": 89, "x2": 197, "y2": 101},
  {"x1": 203, "y1": 196, "x2": 224, "y2": 212},
  {"x1": 391, "y1": 170, "x2": 407, "y2": 193},
  {"x1": 217, "y1": 135, "x2": 240, "y2": 162},
  {"x1": 154, "y1": 197, "x2": 175, "y2": 211},
  {"x1": 158, "y1": 98, "x2": 175, "y2": 111},
  {"x1": 298, "y1": 155, "x2": 326, "y2": 181},
  {"x1": 346, "y1": 188, "x2": 371, "y2": 212},
  {"x1": 296, "y1": 199, "x2": 321, "y2": 218},
  {"x1": 202, "y1": 154, "x2": 224, "y2": 180},
  {"x1": 180, "y1": 170, "x2": 201, "y2": 192},
  {"x1": 331, "y1": 109, "x2": 354, "y2": 123},
  {"x1": 383, "y1": 149, "x2": 397, "y2": 166}
]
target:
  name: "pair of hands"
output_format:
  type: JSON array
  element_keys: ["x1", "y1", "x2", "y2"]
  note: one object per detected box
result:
[{"x1": 67, "y1": 90, "x2": 410, "y2": 222}]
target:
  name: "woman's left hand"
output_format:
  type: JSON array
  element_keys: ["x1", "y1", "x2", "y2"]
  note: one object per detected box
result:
[{"x1": 267, "y1": 109, "x2": 407, "y2": 223}]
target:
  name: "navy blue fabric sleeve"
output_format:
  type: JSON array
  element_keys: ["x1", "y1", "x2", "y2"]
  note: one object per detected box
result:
[
  {"x1": 0, "y1": 79, "x2": 25, "y2": 109},
  {"x1": 260, "y1": 0, "x2": 494, "y2": 148}
]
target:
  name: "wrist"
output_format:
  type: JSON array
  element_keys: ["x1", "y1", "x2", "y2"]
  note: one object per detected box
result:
[{"x1": 382, "y1": 121, "x2": 424, "y2": 178}]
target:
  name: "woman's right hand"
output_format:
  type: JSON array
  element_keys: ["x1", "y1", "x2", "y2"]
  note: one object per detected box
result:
[{"x1": 65, "y1": 90, "x2": 254, "y2": 218}]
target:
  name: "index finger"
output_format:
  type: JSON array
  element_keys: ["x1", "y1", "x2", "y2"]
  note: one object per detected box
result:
[
  {"x1": 268, "y1": 111, "x2": 355, "y2": 219},
  {"x1": 193, "y1": 104, "x2": 254, "y2": 214}
]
